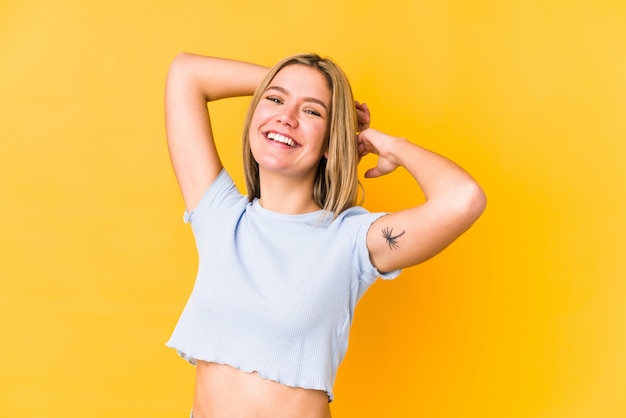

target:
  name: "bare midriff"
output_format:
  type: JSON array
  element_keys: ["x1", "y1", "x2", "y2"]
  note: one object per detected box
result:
[{"x1": 192, "y1": 361, "x2": 332, "y2": 418}]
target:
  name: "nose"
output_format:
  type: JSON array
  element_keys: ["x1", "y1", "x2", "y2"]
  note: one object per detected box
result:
[{"x1": 276, "y1": 105, "x2": 299, "y2": 128}]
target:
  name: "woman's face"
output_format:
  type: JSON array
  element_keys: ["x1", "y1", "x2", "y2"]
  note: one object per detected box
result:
[{"x1": 249, "y1": 64, "x2": 332, "y2": 181}]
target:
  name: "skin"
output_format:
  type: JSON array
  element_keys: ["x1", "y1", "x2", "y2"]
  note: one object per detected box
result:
[
  {"x1": 359, "y1": 128, "x2": 487, "y2": 273},
  {"x1": 193, "y1": 362, "x2": 331, "y2": 418},
  {"x1": 248, "y1": 64, "x2": 332, "y2": 214},
  {"x1": 165, "y1": 53, "x2": 486, "y2": 417}
]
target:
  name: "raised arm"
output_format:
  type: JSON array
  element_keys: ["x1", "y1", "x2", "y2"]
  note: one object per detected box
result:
[
  {"x1": 165, "y1": 53, "x2": 268, "y2": 210},
  {"x1": 359, "y1": 128, "x2": 487, "y2": 273}
]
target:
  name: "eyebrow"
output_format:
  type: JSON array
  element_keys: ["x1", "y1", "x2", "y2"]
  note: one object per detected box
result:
[{"x1": 266, "y1": 86, "x2": 329, "y2": 111}]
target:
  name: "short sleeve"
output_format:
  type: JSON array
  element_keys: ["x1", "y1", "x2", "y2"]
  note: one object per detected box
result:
[
  {"x1": 182, "y1": 169, "x2": 248, "y2": 250},
  {"x1": 183, "y1": 169, "x2": 242, "y2": 224}
]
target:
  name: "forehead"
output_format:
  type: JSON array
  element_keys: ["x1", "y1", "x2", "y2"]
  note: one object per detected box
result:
[{"x1": 269, "y1": 64, "x2": 331, "y2": 104}]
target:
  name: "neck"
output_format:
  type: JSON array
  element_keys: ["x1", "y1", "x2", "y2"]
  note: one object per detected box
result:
[{"x1": 257, "y1": 170, "x2": 321, "y2": 214}]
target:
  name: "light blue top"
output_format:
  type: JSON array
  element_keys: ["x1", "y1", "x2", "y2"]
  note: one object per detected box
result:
[{"x1": 166, "y1": 169, "x2": 400, "y2": 401}]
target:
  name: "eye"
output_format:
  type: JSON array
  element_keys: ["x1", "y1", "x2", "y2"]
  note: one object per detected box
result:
[
  {"x1": 266, "y1": 96, "x2": 282, "y2": 104},
  {"x1": 304, "y1": 108, "x2": 322, "y2": 117}
]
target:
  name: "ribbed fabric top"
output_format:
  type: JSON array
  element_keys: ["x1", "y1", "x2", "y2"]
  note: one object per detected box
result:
[{"x1": 166, "y1": 169, "x2": 400, "y2": 401}]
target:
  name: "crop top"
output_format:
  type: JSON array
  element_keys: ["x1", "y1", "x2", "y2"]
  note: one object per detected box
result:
[{"x1": 166, "y1": 169, "x2": 401, "y2": 401}]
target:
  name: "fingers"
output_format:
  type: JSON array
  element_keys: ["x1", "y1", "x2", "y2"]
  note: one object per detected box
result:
[
  {"x1": 358, "y1": 129, "x2": 402, "y2": 178},
  {"x1": 357, "y1": 137, "x2": 368, "y2": 162},
  {"x1": 355, "y1": 101, "x2": 369, "y2": 113},
  {"x1": 355, "y1": 102, "x2": 371, "y2": 163},
  {"x1": 357, "y1": 129, "x2": 379, "y2": 154},
  {"x1": 364, "y1": 167, "x2": 383, "y2": 178},
  {"x1": 355, "y1": 101, "x2": 370, "y2": 132},
  {"x1": 357, "y1": 130, "x2": 372, "y2": 152}
]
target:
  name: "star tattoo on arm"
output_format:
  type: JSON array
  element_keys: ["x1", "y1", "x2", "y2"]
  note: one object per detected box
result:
[{"x1": 382, "y1": 227, "x2": 406, "y2": 250}]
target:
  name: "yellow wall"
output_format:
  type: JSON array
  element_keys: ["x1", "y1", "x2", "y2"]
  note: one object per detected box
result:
[{"x1": 1, "y1": 0, "x2": 624, "y2": 416}]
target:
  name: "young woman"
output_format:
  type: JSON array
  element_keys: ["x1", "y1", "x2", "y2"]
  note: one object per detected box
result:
[{"x1": 165, "y1": 52, "x2": 486, "y2": 418}]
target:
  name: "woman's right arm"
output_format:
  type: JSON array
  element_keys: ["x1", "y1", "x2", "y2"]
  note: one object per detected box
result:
[{"x1": 165, "y1": 53, "x2": 269, "y2": 211}]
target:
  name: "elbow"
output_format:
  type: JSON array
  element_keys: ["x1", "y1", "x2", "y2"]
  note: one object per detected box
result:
[
  {"x1": 438, "y1": 180, "x2": 486, "y2": 231},
  {"x1": 458, "y1": 181, "x2": 487, "y2": 226},
  {"x1": 168, "y1": 52, "x2": 193, "y2": 75},
  {"x1": 168, "y1": 52, "x2": 204, "y2": 78},
  {"x1": 171, "y1": 51, "x2": 193, "y2": 64},
  {"x1": 166, "y1": 53, "x2": 187, "y2": 86}
]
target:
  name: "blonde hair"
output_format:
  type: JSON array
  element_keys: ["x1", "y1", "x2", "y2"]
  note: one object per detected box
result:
[{"x1": 242, "y1": 53, "x2": 360, "y2": 218}]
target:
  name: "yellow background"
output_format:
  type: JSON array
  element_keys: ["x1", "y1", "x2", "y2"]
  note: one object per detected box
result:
[{"x1": 1, "y1": 0, "x2": 625, "y2": 417}]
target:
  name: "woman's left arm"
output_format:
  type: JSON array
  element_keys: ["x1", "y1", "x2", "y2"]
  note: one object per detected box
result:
[{"x1": 359, "y1": 128, "x2": 487, "y2": 273}]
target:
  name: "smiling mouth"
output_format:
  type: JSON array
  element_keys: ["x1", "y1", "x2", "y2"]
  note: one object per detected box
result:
[{"x1": 267, "y1": 132, "x2": 297, "y2": 148}]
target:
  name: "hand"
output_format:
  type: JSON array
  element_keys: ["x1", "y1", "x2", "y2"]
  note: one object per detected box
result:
[
  {"x1": 355, "y1": 101, "x2": 371, "y2": 163},
  {"x1": 357, "y1": 128, "x2": 404, "y2": 178},
  {"x1": 355, "y1": 101, "x2": 370, "y2": 133}
]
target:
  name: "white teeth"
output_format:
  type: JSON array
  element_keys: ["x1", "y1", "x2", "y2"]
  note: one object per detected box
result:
[{"x1": 267, "y1": 132, "x2": 295, "y2": 147}]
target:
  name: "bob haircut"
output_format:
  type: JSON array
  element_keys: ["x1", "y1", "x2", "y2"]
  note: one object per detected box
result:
[{"x1": 242, "y1": 53, "x2": 360, "y2": 219}]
